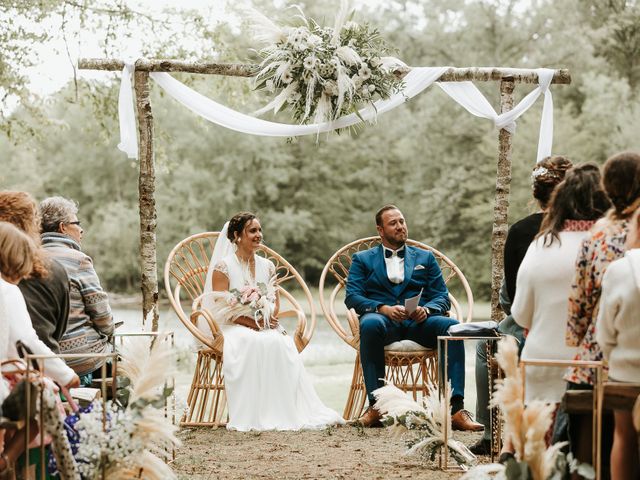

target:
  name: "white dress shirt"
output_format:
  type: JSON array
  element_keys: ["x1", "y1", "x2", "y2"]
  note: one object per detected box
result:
[{"x1": 383, "y1": 246, "x2": 404, "y2": 284}]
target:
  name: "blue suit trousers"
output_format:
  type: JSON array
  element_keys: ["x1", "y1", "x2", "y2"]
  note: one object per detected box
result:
[{"x1": 359, "y1": 313, "x2": 464, "y2": 404}]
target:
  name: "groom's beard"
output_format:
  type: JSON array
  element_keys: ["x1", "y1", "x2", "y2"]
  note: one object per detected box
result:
[{"x1": 382, "y1": 235, "x2": 407, "y2": 250}]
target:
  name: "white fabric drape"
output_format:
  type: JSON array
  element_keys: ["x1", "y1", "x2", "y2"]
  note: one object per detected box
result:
[
  {"x1": 438, "y1": 68, "x2": 555, "y2": 162},
  {"x1": 116, "y1": 63, "x2": 556, "y2": 163},
  {"x1": 148, "y1": 66, "x2": 449, "y2": 136},
  {"x1": 117, "y1": 62, "x2": 137, "y2": 159},
  {"x1": 202, "y1": 221, "x2": 233, "y2": 314}
]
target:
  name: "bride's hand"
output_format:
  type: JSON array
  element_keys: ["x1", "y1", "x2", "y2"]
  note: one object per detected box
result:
[{"x1": 268, "y1": 316, "x2": 279, "y2": 329}]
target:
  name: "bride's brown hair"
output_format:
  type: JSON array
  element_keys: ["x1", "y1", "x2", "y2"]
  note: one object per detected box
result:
[{"x1": 227, "y1": 212, "x2": 258, "y2": 243}]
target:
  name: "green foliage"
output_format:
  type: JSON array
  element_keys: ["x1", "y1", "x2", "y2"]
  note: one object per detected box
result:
[{"x1": 2, "y1": 0, "x2": 640, "y2": 300}]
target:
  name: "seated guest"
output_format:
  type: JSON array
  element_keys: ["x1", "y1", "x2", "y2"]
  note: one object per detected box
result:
[
  {"x1": 513, "y1": 164, "x2": 609, "y2": 405},
  {"x1": 596, "y1": 208, "x2": 640, "y2": 480},
  {"x1": 471, "y1": 155, "x2": 572, "y2": 455},
  {"x1": 0, "y1": 191, "x2": 70, "y2": 353},
  {"x1": 551, "y1": 152, "x2": 640, "y2": 471},
  {"x1": 497, "y1": 164, "x2": 610, "y2": 460},
  {"x1": 39, "y1": 196, "x2": 115, "y2": 383},
  {"x1": 566, "y1": 151, "x2": 640, "y2": 385},
  {"x1": 0, "y1": 221, "x2": 79, "y2": 477}
]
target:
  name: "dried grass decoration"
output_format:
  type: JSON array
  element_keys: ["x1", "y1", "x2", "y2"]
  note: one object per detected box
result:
[
  {"x1": 460, "y1": 336, "x2": 595, "y2": 480},
  {"x1": 71, "y1": 334, "x2": 180, "y2": 480},
  {"x1": 245, "y1": 0, "x2": 405, "y2": 126},
  {"x1": 373, "y1": 382, "x2": 477, "y2": 468}
]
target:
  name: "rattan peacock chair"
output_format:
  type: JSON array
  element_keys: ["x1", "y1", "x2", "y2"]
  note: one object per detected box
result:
[
  {"x1": 319, "y1": 236, "x2": 473, "y2": 420},
  {"x1": 164, "y1": 232, "x2": 316, "y2": 427}
]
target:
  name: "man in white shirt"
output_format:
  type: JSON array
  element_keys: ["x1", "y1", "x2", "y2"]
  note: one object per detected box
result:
[{"x1": 345, "y1": 205, "x2": 482, "y2": 431}]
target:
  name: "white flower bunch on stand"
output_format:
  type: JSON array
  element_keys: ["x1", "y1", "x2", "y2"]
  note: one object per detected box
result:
[{"x1": 71, "y1": 335, "x2": 180, "y2": 480}]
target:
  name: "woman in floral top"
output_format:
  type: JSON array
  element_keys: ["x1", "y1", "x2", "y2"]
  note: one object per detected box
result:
[
  {"x1": 565, "y1": 151, "x2": 640, "y2": 386},
  {"x1": 553, "y1": 152, "x2": 640, "y2": 454}
]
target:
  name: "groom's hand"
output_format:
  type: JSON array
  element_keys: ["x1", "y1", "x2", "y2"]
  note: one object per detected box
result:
[
  {"x1": 409, "y1": 306, "x2": 428, "y2": 323},
  {"x1": 379, "y1": 305, "x2": 407, "y2": 322}
]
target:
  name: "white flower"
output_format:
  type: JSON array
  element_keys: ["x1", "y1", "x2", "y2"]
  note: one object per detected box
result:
[
  {"x1": 368, "y1": 84, "x2": 376, "y2": 93},
  {"x1": 531, "y1": 166, "x2": 549, "y2": 179},
  {"x1": 358, "y1": 64, "x2": 371, "y2": 80},
  {"x1": 351, "y1": 74, "x2": 362, "y2": 88},
  {"x1": 324, "y1": 80, "x2": 339, "y2": 96},
  {"x1": 344, "y1": 21, "x2": 359, "y2": 30},
  {"x1": 282, "y1": 71, "x2": 294, "y2": 83},
  {"x1": 318, "y1": 63, "x2": 334, "y2": 77},
  {"x1": 303, "y1": 55, "x2": 318, "y2": 70},
  {"x1": 307, "y1": 34, "x2": 322, "y2": 47},
  {"x1": 361, "y1": 86, "x2": 371, "y2": 98},
  {"x1": 287, "y1": 27, "x2": 309, "y2": 47},
  {"x1": 295, "y1": 41, "x2": 309, "y2": 51},
  {"x1": 369, "y1": 57, "x2": 382, "y2": 68},
  {"x1": 265, "y1": 79, "x2": 275, "y2": 93}
]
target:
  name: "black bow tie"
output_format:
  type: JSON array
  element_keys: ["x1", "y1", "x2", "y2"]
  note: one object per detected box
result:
[{"x1": 384, "y1": 247, "x2": 405, "y2": 259}]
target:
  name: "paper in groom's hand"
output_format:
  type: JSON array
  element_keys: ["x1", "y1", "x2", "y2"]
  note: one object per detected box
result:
[{"x1": 404, "y1": 288, "x2": 423, "y2": 315}]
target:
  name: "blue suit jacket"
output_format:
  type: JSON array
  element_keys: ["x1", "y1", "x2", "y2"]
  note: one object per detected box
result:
[{"x1": 345, "y1": 244, "x2": 451, "y2": 316}]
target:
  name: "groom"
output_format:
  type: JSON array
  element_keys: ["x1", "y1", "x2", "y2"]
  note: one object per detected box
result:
[{"x1": 345, "y1": 205, "x2": 482, "y2": 431}]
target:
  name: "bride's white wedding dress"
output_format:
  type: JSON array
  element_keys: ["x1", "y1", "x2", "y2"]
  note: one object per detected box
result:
[{"x1": 209, "y1": 253, "x2": 344, "y2": 431}]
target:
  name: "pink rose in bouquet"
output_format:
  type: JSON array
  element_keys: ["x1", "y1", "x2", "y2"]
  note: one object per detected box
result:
[{"x1": 226, "y1": 279, "x2": 277, "y2": 329}]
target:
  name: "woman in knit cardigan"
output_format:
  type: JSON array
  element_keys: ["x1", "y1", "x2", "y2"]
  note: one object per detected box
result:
[
  {"x1": 39, "y1": 197, "x2": 115, "y2": 384},
  {"x1": 596, "y1": 208, "x2": 640, "y2": 479}
]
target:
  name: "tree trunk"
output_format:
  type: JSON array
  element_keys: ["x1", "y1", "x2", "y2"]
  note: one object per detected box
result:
[
  {"x1": 134, "y1": 71, "x2": 159, "y2": 331},
  {"x1": 490, "y1": 78, "x2": 515, "y2": 323}
]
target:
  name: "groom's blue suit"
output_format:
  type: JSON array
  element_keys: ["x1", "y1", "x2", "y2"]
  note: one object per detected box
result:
[{"x1": 345, "y1": 244, "x2": 465, "y2": 404}]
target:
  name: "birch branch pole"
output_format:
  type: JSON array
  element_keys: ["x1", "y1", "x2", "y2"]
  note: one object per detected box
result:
[{"x1": 78, "y1": 58, "x2": 570, "y2": 330}]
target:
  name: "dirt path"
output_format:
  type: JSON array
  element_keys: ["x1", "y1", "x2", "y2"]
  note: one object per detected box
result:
[{"x1": 172, "y1": 426, "x2": 485, "y2": 479}]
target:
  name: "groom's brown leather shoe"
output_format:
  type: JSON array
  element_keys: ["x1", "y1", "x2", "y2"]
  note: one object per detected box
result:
[
  {"x1": 451, "y1": 409, "x2": 484, "y2": 432},
  {"x1": 353, "y1": 406, "x2": 383, "y2": 428}
]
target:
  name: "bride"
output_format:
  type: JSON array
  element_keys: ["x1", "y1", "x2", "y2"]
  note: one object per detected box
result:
[{"x1": 203, "y1": 212, "x2": 344, "y2": 431}]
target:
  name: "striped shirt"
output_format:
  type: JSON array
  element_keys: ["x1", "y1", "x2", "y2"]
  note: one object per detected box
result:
[{"x1": 41, "y1": 233, "x2": 114, "y2": 376}]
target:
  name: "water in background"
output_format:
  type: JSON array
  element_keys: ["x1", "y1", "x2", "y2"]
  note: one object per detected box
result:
[{"x1": 114, "y1": 305, "x2": 488, "y2": 416}]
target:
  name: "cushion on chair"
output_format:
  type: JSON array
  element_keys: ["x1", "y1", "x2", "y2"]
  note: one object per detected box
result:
[{"x1": 384, "y1": 340, "x2": 429, "y2": 352}]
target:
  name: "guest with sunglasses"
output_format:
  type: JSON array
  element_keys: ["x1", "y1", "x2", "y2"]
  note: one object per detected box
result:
[{"x1": 39, "y1": 197, "x2": 115, "y2": 385}]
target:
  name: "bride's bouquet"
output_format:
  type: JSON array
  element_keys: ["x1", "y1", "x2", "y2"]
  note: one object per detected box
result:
[{"x1": 207, "y1": 278, "x2": 277, "y2": 329}]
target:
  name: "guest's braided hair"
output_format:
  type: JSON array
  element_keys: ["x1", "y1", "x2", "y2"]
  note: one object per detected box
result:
[
  {"x1": 227, "y1": 212, "x2": 258, "y2": 243},
  {"x1": 602, "y1": 151, "x2": 640, "y2": 220},
  {"x1": 531, "y1": 155, "x2": 573, "y2": 210}
]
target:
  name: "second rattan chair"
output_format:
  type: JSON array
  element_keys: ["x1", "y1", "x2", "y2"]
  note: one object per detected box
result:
[{"x1": 319, "y1": 236, "x2": 473, "y2": 420}]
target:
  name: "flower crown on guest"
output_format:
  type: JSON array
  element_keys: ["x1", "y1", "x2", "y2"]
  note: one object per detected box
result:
[{"x1": 244, "y1": 1, "x2": 404, "y2": 126}]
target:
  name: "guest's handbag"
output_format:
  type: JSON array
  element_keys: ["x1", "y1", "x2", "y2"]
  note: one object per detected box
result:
[
  {"x1": 447, "y1": 321, "x2": 500, "y2": 337},
  {"x1": 0, "y1": 341, "x2": 42, "y2": 423}
]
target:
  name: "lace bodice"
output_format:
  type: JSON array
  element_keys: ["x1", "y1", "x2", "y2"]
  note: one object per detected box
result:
[{"x1": 213, "y1": 254, "x2": 276, "y2": 290}]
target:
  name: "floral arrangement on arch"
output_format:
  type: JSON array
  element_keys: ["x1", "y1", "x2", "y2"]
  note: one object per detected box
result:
[{"x1": 244, "y1": 0, "x2": 405, "y2": 125}]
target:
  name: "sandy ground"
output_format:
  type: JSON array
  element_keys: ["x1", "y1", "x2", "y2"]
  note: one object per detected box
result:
[{"x1": 172, "y1": 425, "x2": 486, "y2": 480}]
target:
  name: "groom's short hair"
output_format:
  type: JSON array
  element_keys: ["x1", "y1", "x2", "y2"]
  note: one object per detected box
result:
[{"x1": 375, "y1": 204, "x2": 400, "y2": 226}]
